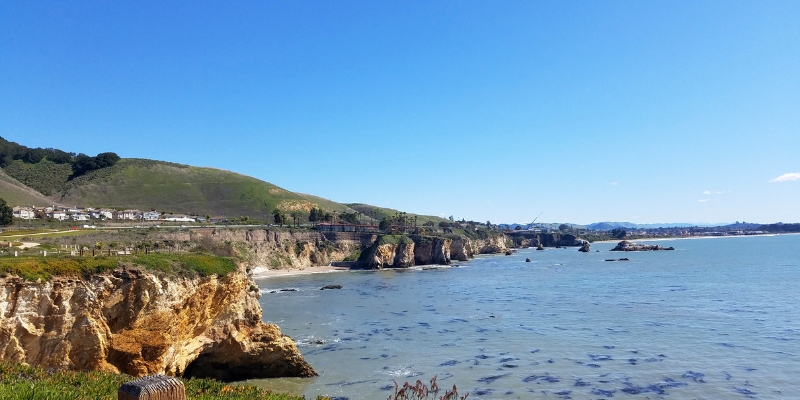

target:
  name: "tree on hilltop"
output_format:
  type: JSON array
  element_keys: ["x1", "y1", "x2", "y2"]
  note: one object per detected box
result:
[
  {"x1": 611, "y1": 227, "x2": 627, "y2": 239},
  {"x1": 0, "y1": 198, "x2": 12, "y2": 226}
]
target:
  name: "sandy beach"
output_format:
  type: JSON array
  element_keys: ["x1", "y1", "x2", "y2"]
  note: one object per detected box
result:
[{"x1": 251, "y1": 265, "x2": 351, "y2": 279}]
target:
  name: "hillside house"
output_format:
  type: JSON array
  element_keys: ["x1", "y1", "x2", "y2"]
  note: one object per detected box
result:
[
  {"x1": 142, "y1": 211, "x2": 161, "y2": 221},
  {"x1": 48, "y1": 211, "x2": 68, "y2": 221},
  {"x1": 115, "y1": 210, "x2": 142, "y2": 220},
  {"x1": 71, "y1": 213, "x2": 90, "y2": 222},
  {"x1": 12, "y1": 207, "x2": 36, "y2": 219},
  {"x1": 162, "y1": 214, "x2": 196, "y2": 222}
]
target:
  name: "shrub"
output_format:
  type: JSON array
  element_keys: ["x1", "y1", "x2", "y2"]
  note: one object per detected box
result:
[
  {"x1": 388, "y1": 376, "x2": 468, "y2": 400},
  {"x1": 0, "y1": 361, "x2": 326, "y2": 400}
]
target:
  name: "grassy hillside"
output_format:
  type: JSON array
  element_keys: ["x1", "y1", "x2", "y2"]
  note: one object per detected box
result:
[
  {"x1": 345, "y1": 203, "x2": 449, "y2": 226},
  {"x1": 57, "y1": 159, "x2": 338, "y2": 220},
  {"x1": 3, "y1": 159, "x2": 72, "y2": 197},
  {"x1": 296, "y1": 193, "x2": 357, "y2": 214},
  {"x1": 0, "y1": 168, "x2": 58, "y2": 207}
]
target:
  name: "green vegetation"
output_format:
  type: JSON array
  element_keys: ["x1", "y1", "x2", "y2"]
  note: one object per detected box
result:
[
  {"x1": 0, "y1": 361, "x2": 327, "y2": 400},
  {"x1": 0, "y1": 136, "x2": 120, "y2": 196},
  {"x1": 388, "y1": 376, "x2": 468, "y2": 400},
  {"x1": 346, "y1": 203, "x2": 448, "y2": 226},
  {"x1": 0, "y1": 167, "x2": 63, "y2": 206},
  {"x1": 377, "y1": 234, "x2": 414, "y2": 246},
  {"x1": 0, "y1": 253, "x2": 236, "y2": 281},
  {"x1": 57, "y1": 159, "x2": 330, "y2": 221},
  {"x1": 2, "y1": 159, "x2": 73, "y2": 196},
  {"x1": 0, "y1": 197, "x2": 11, "y2": 226}
]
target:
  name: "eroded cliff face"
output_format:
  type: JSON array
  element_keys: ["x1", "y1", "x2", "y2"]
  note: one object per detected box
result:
[
  {"x1": 450, "y1": 235, "x2": 508, "y2": 262},
  {"x1": 199, "y1": 229, "x2": 364, "y2": 271},
  {"x1": 363, "y1": 234, "x2": 506, "y2": 268},
  {"x1": 0, "y1": 266, "x2": 314, "y2": 381}
]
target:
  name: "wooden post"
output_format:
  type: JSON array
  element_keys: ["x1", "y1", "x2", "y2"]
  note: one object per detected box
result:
[{"x1": 118, "y1": 375, "x2": 186, "y2": 400}]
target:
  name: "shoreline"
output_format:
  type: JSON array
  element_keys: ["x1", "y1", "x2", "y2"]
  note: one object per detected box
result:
[{"x1": 251, "y1": 265, "x2": 351, "y2": 279}]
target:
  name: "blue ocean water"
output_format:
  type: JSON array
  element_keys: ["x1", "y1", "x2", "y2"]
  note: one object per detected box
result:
[{"x1": 250, "y1": 235, "x2": 800, "y2": 399}]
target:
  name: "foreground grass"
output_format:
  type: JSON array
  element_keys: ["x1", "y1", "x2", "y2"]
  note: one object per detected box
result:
[
  {"x1": 0, "y1": 253, "x2": 237, "y2": 281},
  {"x1": 0, "y1": 361, "x2": 328, "y2": 400}
]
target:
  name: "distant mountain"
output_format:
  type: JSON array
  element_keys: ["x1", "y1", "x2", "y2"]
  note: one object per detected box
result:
[{"x1": 587, "y1": 221, "x2": 722, "y2": 230}]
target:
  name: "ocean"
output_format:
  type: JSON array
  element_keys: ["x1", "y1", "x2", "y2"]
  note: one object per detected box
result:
[{"x1": 248, "y1": 234, "x2": 800, "y2": 399}]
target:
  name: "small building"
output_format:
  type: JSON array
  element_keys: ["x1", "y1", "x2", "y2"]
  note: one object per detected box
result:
[
  {"x1": 142, "y1": 211, "x2": 161, "y2": 221},
  {"x1": 12, "y1": 207, "x2": 36, "y2": 220},
  {"x1": 49, "y1": 211, "x2": 68, "y2": 221},
  {"x1": 115, "y1": 210, "x2": 142, "y2": 220}
]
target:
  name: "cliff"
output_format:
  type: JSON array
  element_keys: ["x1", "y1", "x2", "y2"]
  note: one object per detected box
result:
[
  {"x1": 0, "y1": 264, "x2": 315, "y2": 381},
  {"x1": 507, "y1": 232, "x2": 588, "y2": 248},
  {"x1": 197, "y1": 228, "x2": 366, "y2": 272},
  {"x1": 362, "y1": 234, "x2": 506, "y2": 268}
]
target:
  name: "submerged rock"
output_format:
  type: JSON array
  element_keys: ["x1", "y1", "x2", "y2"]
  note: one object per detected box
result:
[{"x1": 321, "y1": 285, "x2": 342, "y2": 290}]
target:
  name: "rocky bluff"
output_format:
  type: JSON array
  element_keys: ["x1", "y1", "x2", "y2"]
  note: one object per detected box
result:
[
  {"x1": 360, "y1": 234, "x2": 510, "y2": 269},
  {"x1": 0, "y1": 264, "x2": 314, "y2": 381}
]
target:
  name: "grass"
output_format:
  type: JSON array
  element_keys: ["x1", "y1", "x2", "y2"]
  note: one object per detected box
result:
[
  {"x1": 56, "y1": 158, "x2": 318, "y2": 220},
  {"x1": 0, "y1": 361, "x2": 328, "y2": 400},
  {"x1": 2, "y1": 159, "x2": 72, "y2": 196},
  {"x1": 0, "y1": 253, "x2": 237, "y2": 281},
  {"x1": 377, "y1": 235, "x2": 414, "y2": 246},
  {"x1": 345, "y1": 203, "x2": 449, "y2": 226}
]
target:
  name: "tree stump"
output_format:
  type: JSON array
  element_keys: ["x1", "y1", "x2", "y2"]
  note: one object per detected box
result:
[{"x1": 118, "y1": 375, "x2": 186, "y2": 400}]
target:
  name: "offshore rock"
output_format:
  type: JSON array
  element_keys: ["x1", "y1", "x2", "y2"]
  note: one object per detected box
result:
[
  {"x1": 0, "y1": 266, "x2": 315, "y2": 381},
  {"x1": 610, "y1": 240, "x2": 675, "y2": 252},
  {"x1": 578, "y1": 242, "x2": 591, "y2": 252}
]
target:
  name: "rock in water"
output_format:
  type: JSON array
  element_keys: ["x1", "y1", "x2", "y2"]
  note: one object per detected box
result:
[
  {"x1": 321, "y1": 285, "x2": 342, "y2": 290},
  {"x1": 578, "y1": 242, "x2": 591, "y2": 252},
  {"x1": 536, "y1": 244, "x2": 545, "y2": 251},
  {"x1": 610, "y1": 240, "x2": 675, "y2": 251},
  {"x1": 525, "y1": 258, "x2": 531, "y2": 262}
]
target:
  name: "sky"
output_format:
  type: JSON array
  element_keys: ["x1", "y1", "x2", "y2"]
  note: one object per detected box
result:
[{"x1": 1, "y1": 1, "x2": 799, "y2": 225}]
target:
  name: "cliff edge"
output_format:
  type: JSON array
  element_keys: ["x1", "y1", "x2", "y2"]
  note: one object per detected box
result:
[{"x1": 0, "y1": 265, "x2": 315, "y2": 381}]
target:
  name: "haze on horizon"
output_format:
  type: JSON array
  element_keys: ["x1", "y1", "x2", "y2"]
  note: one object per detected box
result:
[{"x1": 1, "y1": 1, "x2": 798, "y2": 225}]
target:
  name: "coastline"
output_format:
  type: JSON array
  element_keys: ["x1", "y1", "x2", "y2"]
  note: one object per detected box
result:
[{"x1": 251, "y1": 265, "x2": 351, "y2": 279}]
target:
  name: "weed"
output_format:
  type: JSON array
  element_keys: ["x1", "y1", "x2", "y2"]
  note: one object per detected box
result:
[{"x1": 388, "y1": 376, "x2": 468, "y2": 400}]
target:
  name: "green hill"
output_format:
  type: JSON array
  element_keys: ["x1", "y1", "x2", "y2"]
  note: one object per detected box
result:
[
  {"x1": 56, "y1": 159, "x2": 341, "y2": 220},
  {"x1": 345, "y1": 203, "x2": 449, "y2": 226},
  {"x1": 0, "y1": 168, "x2": 58, "y2": 207}
]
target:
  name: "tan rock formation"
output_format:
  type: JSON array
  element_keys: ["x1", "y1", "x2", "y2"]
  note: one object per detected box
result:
[
  {"x1": 199, "y1": 228, "x2": 364, "y2": 270},
  {"x1": 0, "y1": 265, "x2": 315, "y2": 381}
]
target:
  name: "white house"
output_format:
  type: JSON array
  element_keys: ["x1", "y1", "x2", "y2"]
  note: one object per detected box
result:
[
  {"x1": 12, "y1": 207, "x2": 36, "y2": 219},
  {"x1": 91, "y1": 209, "x2": 114, "y2": 219},
  {"x1": 115, "y1": 210, "x2": 142, "y2": 220},
  {"x1": 49, "y1": 211, "x2": 68, "y2": 221},
  {"x1": 162, "y1": 214, "x2": 197, "y2": 222},
  {"x1": 71, "y1": 213, "x2": 90, "y2": 221},
  {"x1": 142, "y1": 211, "x2": 161, "y2": 221}
]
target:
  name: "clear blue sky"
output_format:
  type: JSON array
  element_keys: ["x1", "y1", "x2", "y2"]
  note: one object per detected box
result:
[{"x1": 2, "y1": 1, "x2": 798, "y2": 225}]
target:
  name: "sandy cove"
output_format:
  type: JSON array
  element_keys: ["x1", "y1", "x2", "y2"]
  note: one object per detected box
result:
[{"x1": 251, "y1": 265, "x2": 351, "y2": 279}]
